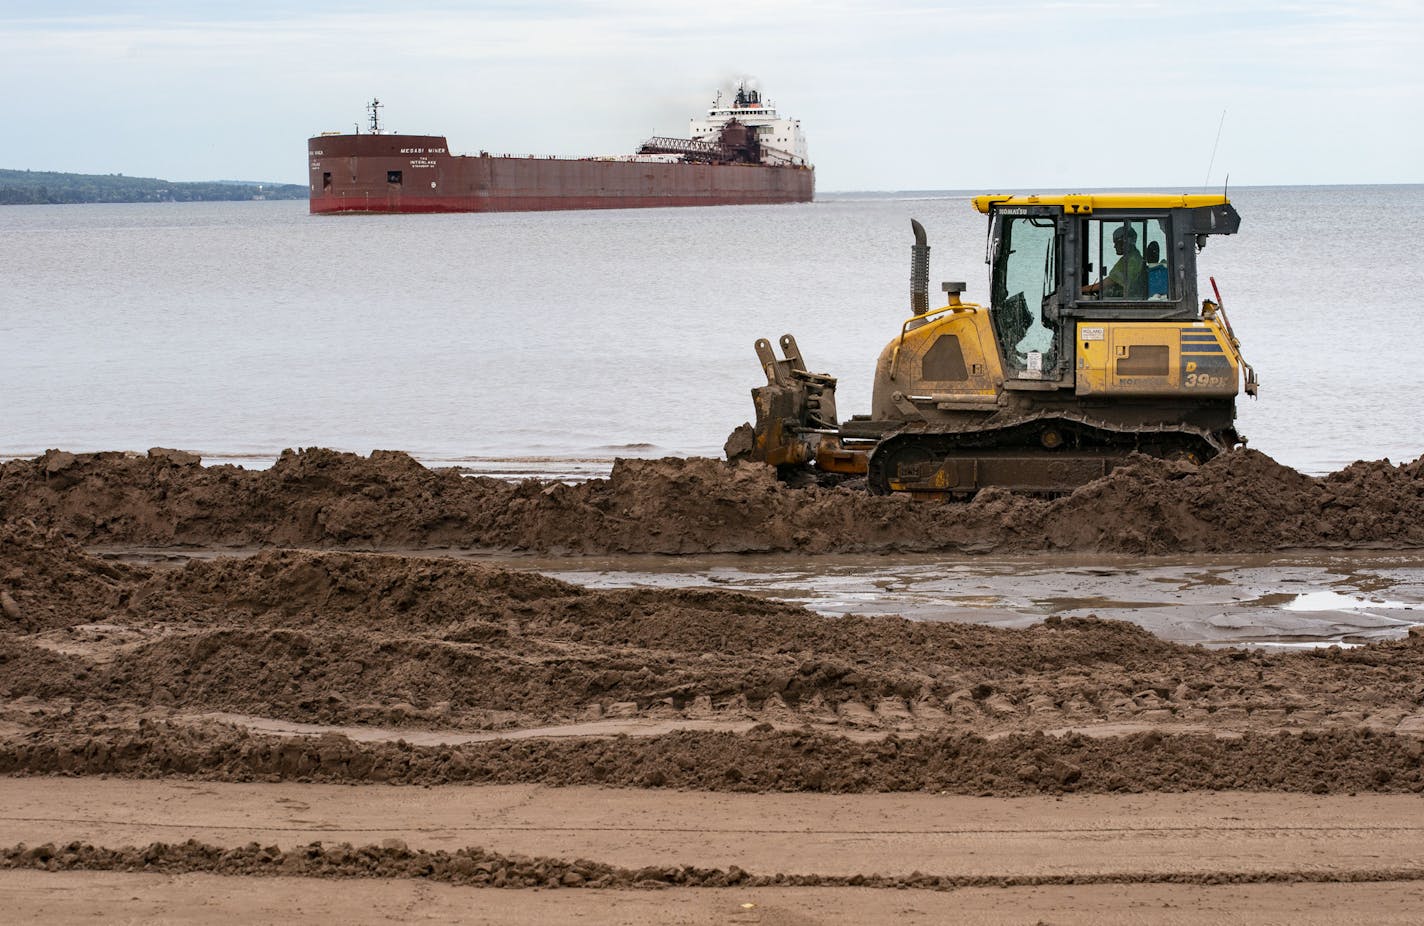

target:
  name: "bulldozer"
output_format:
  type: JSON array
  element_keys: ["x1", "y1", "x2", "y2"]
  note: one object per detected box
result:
[{"x1": 738, "y1": 193, "x2": 1258, "y2": 497}]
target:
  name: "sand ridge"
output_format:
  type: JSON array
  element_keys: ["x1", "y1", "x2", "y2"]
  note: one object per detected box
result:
[{"x1": 3, "y1": 445, "x2": 1423, "y2": 554}]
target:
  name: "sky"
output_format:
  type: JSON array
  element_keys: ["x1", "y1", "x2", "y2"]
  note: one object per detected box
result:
[{"x1": 2, "y1": 1, "x2": 1421, "y2": 191}]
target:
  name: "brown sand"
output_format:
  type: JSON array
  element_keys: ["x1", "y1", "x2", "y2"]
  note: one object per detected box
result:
[
  {"x1": 8, "y1": 874, "x2": 1424, "y2": 925},
  {"x1": 6, "y1": 779, "x2": 1423, "y2": 879},
  {"x1": 4, "y1": 449, "x2": 1424, "y2": 920},
  {"x1": 3, "y1": 446, "x2": 1423, "y2": 554},
  {"x1": 3, "y1": 782, "x2": 1424, "y2": 923}
]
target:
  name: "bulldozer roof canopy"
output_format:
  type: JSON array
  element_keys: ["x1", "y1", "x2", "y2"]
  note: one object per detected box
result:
[{"x1": 972, "y1": 193, "x2": 1231, "y2": 215}]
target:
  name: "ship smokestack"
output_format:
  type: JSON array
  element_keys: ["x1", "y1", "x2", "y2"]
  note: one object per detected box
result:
[{"x1": 910, "y1": 219, "x2": 929, "y2": 315}]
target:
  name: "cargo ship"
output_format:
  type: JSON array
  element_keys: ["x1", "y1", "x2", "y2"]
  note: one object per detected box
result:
[{"x1": 307, "y1": 86, "x2": 814, "y2": 214}]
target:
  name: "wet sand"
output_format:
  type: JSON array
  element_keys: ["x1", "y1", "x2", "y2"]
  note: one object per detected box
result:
[
  {"x1": 4, "y1": 779, "x2": 1424, "y2": 924},
  {"x1": 6, "y1": 779, "x2": 1423, "y2": 879},
  {"x1": 90, "y1": 547, "x2": 1424, "y2": 647},
  {"x1": 9, "y1": 873, "x2": 1424, "y2": 925}
]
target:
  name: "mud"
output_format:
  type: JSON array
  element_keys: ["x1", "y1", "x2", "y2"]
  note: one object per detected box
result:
[
  {"x1": 6, "y1": 839, "x2": 1422, "y2": 891},
  {"x1": 3, "y1": 446, "x2": 1424, "y2": 555}
]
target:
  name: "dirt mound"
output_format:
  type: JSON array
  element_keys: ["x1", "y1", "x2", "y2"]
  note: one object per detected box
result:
[
  {"x1": 9, "y1": 837, "x2": 1421, "y2": 890},
  {"x1": 1, "y1": 839, "x2": 728, "y2": 890},
  {"x1": 4, "y1": 447, "x2": 1424, "y2": 554},
  {"x1": 0, "y1": 447, "x2": 503, "y2": 548},
  {"x1": 1044, "y1": 450, "x2": 1424, "y2": 553},
  {"x1": 1042, "y1": 450, "x2": 1318, "y2": 551},
  {"x1": 0, "y1": 523, "x2": 139, "y2": 631},
  {"x1": 3, "y1": 720, "x2": 1422, "y2": 795},
  {"x1": 128, "y1": 548, "x2": 580, "y2": 629}
]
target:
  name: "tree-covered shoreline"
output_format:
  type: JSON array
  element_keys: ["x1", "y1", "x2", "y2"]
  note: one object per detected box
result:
[{"x1": 0, "y1": 169, "x2": 306, "y2": 205}]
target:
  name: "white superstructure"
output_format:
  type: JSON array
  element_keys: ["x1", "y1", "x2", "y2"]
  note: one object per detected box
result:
[{"x1": 688, "y1": 84, "x2": 810, "y2": 167}]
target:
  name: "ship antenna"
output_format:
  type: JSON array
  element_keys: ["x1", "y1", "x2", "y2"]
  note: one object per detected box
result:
[{"x1": 367, "y1": 98, "x2": 383, "y2": 135}]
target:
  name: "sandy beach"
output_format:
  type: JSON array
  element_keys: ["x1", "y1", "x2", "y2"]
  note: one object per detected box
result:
[{"x1": 2, "y1": 447, "x2": 1423, "y2": 922}]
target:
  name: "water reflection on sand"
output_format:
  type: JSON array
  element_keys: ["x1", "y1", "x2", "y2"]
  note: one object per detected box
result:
[{"x1": 512, "y1": 552, "x2": 1424, "y2": 648}]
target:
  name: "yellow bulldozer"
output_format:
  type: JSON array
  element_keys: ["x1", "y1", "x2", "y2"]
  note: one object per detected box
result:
[{"x1": 740, "y1": 193, "x2": 1258, "y2": 497}]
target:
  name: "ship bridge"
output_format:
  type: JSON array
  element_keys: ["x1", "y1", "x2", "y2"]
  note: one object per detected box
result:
[{"x1": 688, "y1": 83, "x2": 809, "y2": 167}]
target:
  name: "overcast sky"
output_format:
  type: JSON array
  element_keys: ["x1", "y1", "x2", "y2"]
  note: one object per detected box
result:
[{"x1": 3, "y1": 0, "x2": 1420, "y2": 190}]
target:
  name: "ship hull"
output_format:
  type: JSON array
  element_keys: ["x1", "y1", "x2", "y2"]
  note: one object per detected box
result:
[{"x1": 308, "y1": 134, "x2": 814, "y2": 215}]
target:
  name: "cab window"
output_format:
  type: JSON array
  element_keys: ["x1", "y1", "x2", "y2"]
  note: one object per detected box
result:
[
  {"x1": 1083, "y1": 217, "x2": 1171, "y2": 301},
  {"x1": 990, "y1": 215, "x2": 1058, "y2": 375}
]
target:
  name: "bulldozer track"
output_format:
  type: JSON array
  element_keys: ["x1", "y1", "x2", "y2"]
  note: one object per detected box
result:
[{"x1": 867, "y1": 412, "x2": 1233, "y2": 497}]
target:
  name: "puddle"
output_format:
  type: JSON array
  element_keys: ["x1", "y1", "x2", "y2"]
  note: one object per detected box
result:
[
  {"x1": 1282, "y1": 591, "x2": 1415, "y2": 612},
  {"x1": 531, "y1": 552, "x2": 1424, "y2": 648}
]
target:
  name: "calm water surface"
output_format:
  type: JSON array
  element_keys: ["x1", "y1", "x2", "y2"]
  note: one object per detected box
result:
[{"x1": 3, "y1": 186, "x2": 1422, "y2": 473}]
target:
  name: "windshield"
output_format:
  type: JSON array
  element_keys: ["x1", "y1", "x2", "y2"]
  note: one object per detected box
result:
[{"x1": 990, "y1": 214, "x2": 1058, "y2": 375}]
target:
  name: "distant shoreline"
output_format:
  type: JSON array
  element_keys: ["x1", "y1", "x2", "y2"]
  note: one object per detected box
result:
[
  {"x1": 0, "y1": 168, "x2": 305, "y2": 205},
  {"x1": 5, "y1": 176, "x2": 1418, "y2": 206}
]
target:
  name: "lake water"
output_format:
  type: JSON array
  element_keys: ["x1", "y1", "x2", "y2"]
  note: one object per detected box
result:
[{"x1": 3, "y1": 186, "x2": 1422, "y2": 474}]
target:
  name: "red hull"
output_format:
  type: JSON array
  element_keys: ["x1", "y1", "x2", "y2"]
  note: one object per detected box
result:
[{"x1": 308, "y1": 134, "x2": 814, "y2": 214}]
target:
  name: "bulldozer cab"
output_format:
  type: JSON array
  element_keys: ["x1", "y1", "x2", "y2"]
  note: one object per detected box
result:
[{"x1": 979, "y1": 194, "x2": 1241, "y2": 383}]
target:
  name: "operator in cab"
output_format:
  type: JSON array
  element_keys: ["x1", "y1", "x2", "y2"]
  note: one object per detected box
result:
[{"x1": 1082, "y1": 224, "x2": 1147, "y2": 298}]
